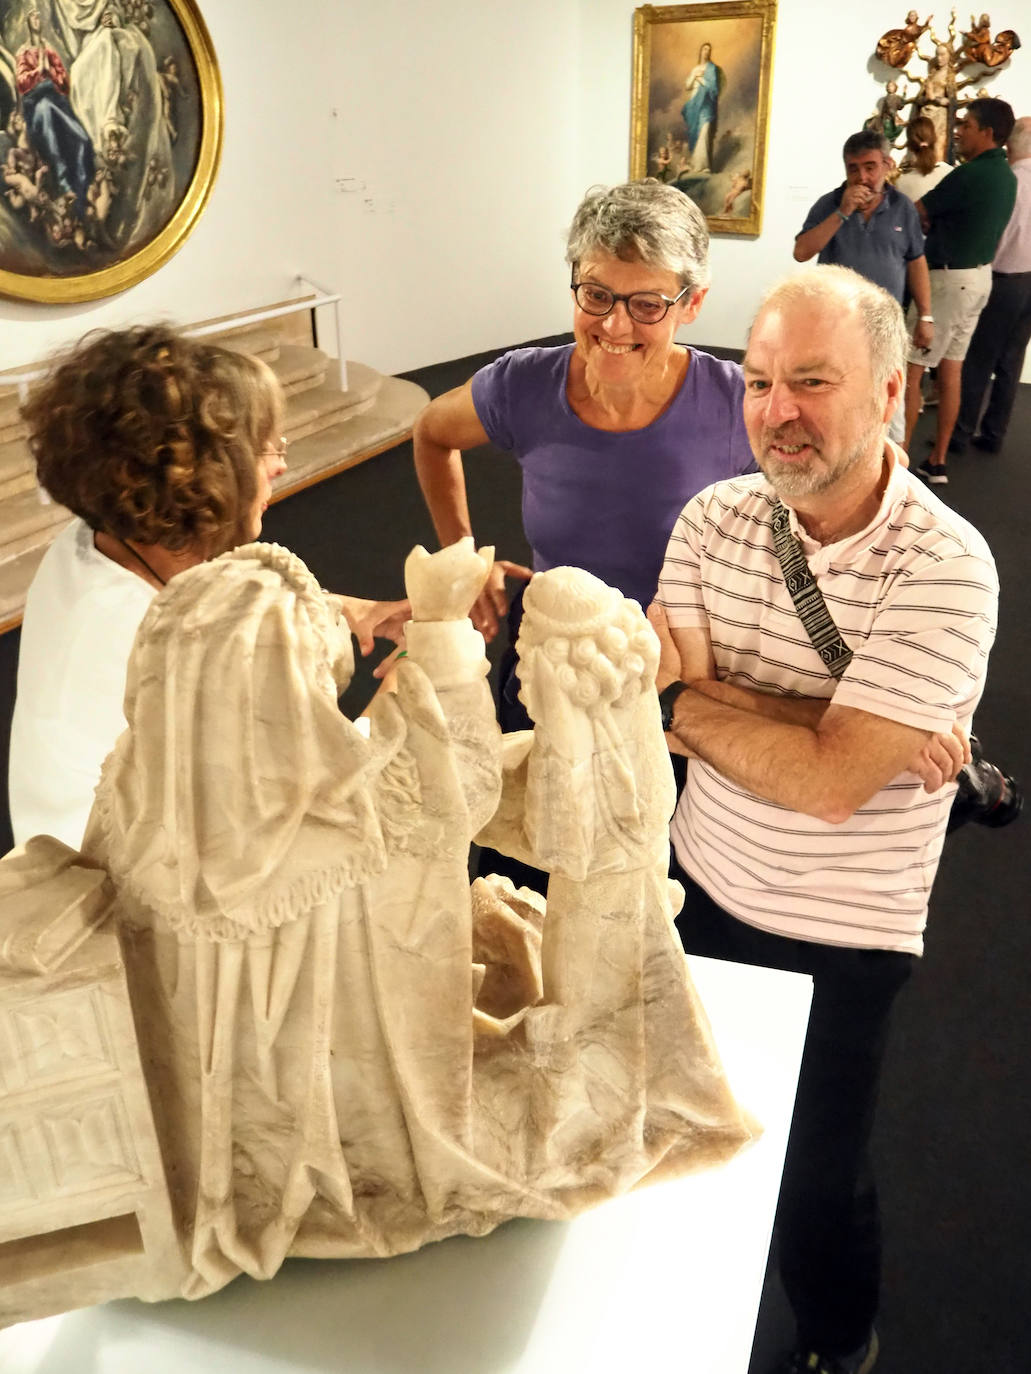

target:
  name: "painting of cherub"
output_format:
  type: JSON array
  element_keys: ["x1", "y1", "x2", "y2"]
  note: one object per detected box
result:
[
  {"x1": 0, "y1": 0, "x2": 220, "y2": 301},
  {"x1": 631, "y1": 2, "x2": 777, "y2": 237}
]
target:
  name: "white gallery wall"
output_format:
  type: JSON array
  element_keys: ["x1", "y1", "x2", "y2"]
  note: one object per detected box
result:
[{"x1": 1, "y1": 0, "x2": 1028, "y2": 376}]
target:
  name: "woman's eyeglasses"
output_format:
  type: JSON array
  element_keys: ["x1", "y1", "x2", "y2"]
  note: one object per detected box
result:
[{"x1": 571, "y1": 280, "x2": 691, "y2": 325}]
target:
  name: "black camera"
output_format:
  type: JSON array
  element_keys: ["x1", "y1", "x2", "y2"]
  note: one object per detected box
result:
[{"x1": 947, "y1": 736, "x2": 1024, "y2": 834}]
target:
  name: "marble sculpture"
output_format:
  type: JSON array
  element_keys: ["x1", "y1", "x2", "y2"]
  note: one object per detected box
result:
[{"x1": 0, "y1": 538, "x2": 753, "y2": 1325}]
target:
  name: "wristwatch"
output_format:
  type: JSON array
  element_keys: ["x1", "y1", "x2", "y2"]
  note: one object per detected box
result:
[
  {"x1": 919, "y1": 315, "x2": 934, "y2": 323},
  {"x1": 658, "y1": 680, "x2": 688, "y2": 732}
]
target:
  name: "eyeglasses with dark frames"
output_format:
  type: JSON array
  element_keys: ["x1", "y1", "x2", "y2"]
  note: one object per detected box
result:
[{"x1": 571, "y1": 279, "x2": 691, "y2": 325}]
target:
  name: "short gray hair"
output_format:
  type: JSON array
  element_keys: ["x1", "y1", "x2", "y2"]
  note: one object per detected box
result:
[
  {"x1": 1008, "y1": 116, "x2": 1031, "y2": 159},
  {"x1": 565, "y1": 179, "x2": 710, "y2": 291},
  {"x1": 749, "y1": 265, "x2": 907, "y2": 391}
]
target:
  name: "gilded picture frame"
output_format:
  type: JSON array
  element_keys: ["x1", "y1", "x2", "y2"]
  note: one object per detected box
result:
[
  {"x1": 0, "y1": 0, "x2": 223, "y2": 303},
  {"x1": 630, "y1": 1, "x2": 777, "y2": 237}
]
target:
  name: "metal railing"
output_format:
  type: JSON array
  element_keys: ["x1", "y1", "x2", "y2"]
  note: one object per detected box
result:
[{"x1": 3, "y1": 278, "x2": 347, "y2": 400}]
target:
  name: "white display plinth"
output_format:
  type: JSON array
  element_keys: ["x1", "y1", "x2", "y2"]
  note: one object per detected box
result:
[{"x1": 0, "y1": 955, "x2": 812, "y2": 1374}]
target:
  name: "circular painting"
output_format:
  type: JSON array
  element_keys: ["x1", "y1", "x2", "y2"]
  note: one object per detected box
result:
[{"x1": 0, "y1": 0, "x2": 222, "y2": 302}]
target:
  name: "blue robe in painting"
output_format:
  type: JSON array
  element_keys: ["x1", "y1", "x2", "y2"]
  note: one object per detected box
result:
[
  {"x1": 681, "y1": 60, "x2": 719, "y2": 153},
  {"x1": 22, "y1": 79, "x2": 95, "y2": 215}
]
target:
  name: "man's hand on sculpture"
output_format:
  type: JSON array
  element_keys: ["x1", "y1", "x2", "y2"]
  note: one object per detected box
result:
[
  {"x1": 469, "y1": 559, "x2": 534, "y2": 642},
  {"x1": 405, "y1": 538, "x2": 496, "y2": 623},
  {"x1": 910, "y1": 722, "x2": 972, "y2": 793}
]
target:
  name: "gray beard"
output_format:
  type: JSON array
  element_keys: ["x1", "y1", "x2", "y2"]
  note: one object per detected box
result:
[
  {"x1": 760, "y1": 453, "x2": 848, "y2": 498},
  {"x1": 758, "y1": 418, "x2": 884, "y2": 499}
]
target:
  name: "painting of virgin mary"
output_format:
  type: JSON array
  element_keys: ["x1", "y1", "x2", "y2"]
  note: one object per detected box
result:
[
  {"x1": 631, "y1": 2, "x2": 777, "y2": 238},
  {"x1": 680, "y1": 40, "x2": 721, "y2": 173}
]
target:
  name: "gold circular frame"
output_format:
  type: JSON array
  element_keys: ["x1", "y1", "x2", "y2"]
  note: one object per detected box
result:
[{"x1": 0, "y1": 0, "x2": 223, "y2": 304}]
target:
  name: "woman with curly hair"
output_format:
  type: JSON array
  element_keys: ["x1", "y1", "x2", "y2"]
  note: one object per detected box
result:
[{"x1": 8, "y1": 323, "x2": 288, "y2": 850}]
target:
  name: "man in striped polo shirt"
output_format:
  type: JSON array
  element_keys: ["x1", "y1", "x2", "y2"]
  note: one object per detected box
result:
[{"x1": 654, "y1": 265, "x2": 998, "y2": 1374}]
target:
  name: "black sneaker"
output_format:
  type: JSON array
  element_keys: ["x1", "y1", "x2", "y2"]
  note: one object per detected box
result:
[
  {"x1": 972, "y1": 433, "x2": 1001, "y2": 454},
  {"x1": 772, "y1": 1329, "x2": 879, "y2": 1374},
  {"x1": 916, "y1": 460, "x2": 948, "y2": 485}
]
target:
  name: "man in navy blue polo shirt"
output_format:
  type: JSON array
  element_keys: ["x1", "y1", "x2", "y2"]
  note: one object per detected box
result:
[{"x1": 795, "y1": 130, "x2": 933, "y2": 443}]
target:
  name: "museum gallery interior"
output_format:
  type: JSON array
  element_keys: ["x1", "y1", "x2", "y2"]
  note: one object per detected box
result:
[{"x1": 0, "y1": 2, "x2": 1029, "y2": 1373}]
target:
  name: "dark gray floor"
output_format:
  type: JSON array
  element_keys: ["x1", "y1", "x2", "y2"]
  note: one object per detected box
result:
[{"x1": 1, "y1": 343, "x2": 1028, "y2": 1373}]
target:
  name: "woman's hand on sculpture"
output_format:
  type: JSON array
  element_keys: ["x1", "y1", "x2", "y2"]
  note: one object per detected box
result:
[
  {"x1": 335, "y1": 595, "x2": 412, "y2": 657},
  {"x1": 371, "y1": 644, "x2": 407, "y2": 684},
  {"x1": 404, "y1": 538, "x2": 497, "y2": 622},
  {"x1": 469, "y1": 559, "x2": 534, "y2": 642}
]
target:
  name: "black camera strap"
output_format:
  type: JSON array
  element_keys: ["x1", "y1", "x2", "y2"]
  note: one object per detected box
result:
[{"x1": 769, "y1": 498, "x2": 853, "y2": 678}]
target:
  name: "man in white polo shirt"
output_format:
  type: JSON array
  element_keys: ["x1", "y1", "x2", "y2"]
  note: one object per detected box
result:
[{"x1": 653, "y1": 265, "x2": 998, "y2": 1374}]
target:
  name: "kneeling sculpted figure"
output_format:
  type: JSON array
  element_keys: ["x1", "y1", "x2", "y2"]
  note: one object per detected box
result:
[{"x1": 1, "y1": 539, "x2": 753, "y2": 1314}]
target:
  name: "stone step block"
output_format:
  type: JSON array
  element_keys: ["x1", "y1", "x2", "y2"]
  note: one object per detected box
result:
[
  {"x1": 0, "y1": 488, "x2": 71, "y2": 563},
  {"x1": 282, "y1": 369, "x2": 381, "y2": 446},
  {"x1": 0, "y1": 439, "x2": 34, "y2": 502},
  {"x1": 0, "y1": 404, "x2": 27, "y2": 449},
  {"x1": 275, "y1": 375, "x2": 426, "y2": 499},
  {"x1": 0, "y1": 389, "x2": 22, "y2": 431},
  {"x1": 215, "y1": 325, "x2": 281, "y2": 362},
  {"x1": 280, "y1": 358, "x2": 383, "y2": 440},
  {"x1": 0, "y1": 543, "x2": 48, "y2": 632},
  {"x1": 273, "y1": 344, "x2": 330, "y2": 397}
]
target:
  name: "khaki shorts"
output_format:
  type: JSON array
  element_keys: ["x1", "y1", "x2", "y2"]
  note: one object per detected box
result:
[{"x1": 909, "y1": 266, "x2": 992, "y2": 368}]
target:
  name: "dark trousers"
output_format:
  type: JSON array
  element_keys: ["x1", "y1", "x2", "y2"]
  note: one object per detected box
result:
[
  {"x1": 954, "y1": 270, "x2": 1031, "y2": 449},
  {"x1": 672, "y1": 866, "x2": 913, "y2": 1355},
  {"x1": 475, "y1": 585, "x2": 549, "y2": 896}
]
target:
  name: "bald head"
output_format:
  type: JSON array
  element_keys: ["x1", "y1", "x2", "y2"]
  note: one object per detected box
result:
[{"x1": 750, "y1": 265, "x2": 907, "y2": 392}]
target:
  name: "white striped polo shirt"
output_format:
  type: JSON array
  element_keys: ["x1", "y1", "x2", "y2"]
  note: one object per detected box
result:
[{"x1": 657, "y1": 452, "x2": 998, "y2": 955}]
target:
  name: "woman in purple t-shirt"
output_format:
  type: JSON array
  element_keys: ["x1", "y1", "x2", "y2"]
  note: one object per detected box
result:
[
  {"x1": 414, "y1": 179, "x2": 753, "y2": 888},
  {"x1": 413, "y1": 179, "x2": 752, "y2": 640}
]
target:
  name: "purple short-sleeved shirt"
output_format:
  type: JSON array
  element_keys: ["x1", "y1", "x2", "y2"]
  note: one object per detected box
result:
[{"x1": 471, "y1": 344, "x2": 753, "y2": 608}]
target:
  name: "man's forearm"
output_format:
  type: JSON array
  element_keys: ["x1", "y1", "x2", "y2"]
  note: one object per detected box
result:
[
  {"x1": 668, "y1": 687, "x2": 842, "y2": 819},
  {"x1": 907, "y1": 256, "x2": 932, "y2": 317},
  {"x1": 667, "y1": 685, "x2": 929, "y2": 824},
  {"x1": 793, "y1": 213, "x2": 844, "y2": 262},
  {"x1": 691, "y1": 678, "x2": 831, "y2": 727},
  {"x1": 665, "y1": 680, "x2": 829, "y2": 763}
]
